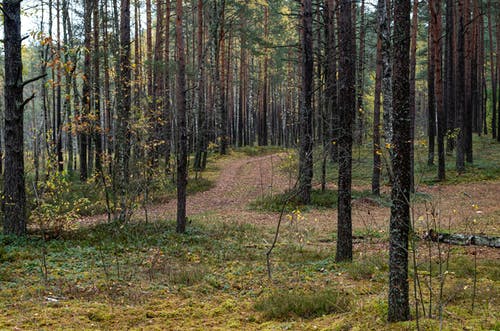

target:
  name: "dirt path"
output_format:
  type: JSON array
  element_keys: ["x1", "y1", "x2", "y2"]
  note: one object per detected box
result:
[
  {"x1": 80, "y1": 152, "x2": 500, "y2": 244},
  {"x1": 144, "y1": 153, "x2": 290, "y2": 221}
]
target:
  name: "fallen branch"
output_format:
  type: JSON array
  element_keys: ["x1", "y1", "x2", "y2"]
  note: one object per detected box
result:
[{"x1": 424, "y1": 229, "x2": 500, "y2": 248}]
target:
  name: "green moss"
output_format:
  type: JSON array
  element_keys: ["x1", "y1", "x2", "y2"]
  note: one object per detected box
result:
[{"x1": 255, "y1": 288, "x2": 351, "y2": 320}]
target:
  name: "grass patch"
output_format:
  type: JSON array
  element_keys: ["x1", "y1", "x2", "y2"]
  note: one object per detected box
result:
[
  {"x1": 313, "y1": 135, "x2": 500, "y2": 187},
  {"x1": 343, "y1": 254, "x2": 388, "y2": 281},
  {"x1": 233, "y1": 145, "x2": 285, "y2": 157},
  {"x1": 255, "y1": 288, "x2": 351, "y2": 320},
  {"x1": 250, "y1": 189, "x2": 388, "y2": 212}
]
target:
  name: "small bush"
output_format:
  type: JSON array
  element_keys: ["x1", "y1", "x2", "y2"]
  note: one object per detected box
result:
[{"x1": 255, "y1": 288, "x2": 350, "y2": 319}]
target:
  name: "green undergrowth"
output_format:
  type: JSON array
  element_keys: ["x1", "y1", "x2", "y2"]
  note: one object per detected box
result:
[
  {"x1": 255, "y1": 288, "x2": 351, "y2": 319},
  {"x1": 315, "y1": 135, "x2": 500, "y2": 187},
  {"x1": 0, "y1": 217, "x2": 498, "y2": 329},
  {"x1": 250, "y1": 188, "x2": 391, "y2": 212},
  {"x1": 232, "y1": 145, "x2": 286, "y2": 157}
]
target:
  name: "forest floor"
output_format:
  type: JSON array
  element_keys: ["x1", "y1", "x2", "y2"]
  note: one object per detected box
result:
[{"x1": 1, "y1": 143, "x2": 499, "y2": 330}]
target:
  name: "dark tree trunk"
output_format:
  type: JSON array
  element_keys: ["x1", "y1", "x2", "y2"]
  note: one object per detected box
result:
[
  {"x1": 259, "y1": 5, "x2": 269, "y2": 146},
  {"x1": 194, "y1": 0, "x2": 207, "y2": 170},
  {"x1": 445, "y1": 0, "x2": 456, "y2": 152},
  {"x1": 427, "y1": 30, "x2": 436, "y2": 166},
  {"x1": 298, "y1": 0, "x2": 314, "y2": 204},
  {"x1": 116, "y1": 0, "x2": 131, "y2": 221},
  {"x1": 487, "y1": 0, "x2": 494, "y2": 139},
  {"x1": 326, "y1": 0, "x2": 338, "y2": 162},
  {"x1": 335, "y1": 0, "x2": 355, "y2": 262},
  {"x1": 3, "y1": 0, "x2": 27, "y2": 236},
  {"x1": 409, "y1": 0, "x2": 418, "y2": 191},
  {"x1": 388, "y1": 0, "x2": 411, "y2": 322},
  {"x1": 81, "y1": 0, "x2": 92, "y2": 181},
  {"x1": 151, "y1": 0, "x2": 165, "y2": 166},
  {"x1": 93, "y1": 0, "x2": 102, "y2": 173},
  {"x1": 456, "y1": 0, "x2": 466, "y2": 172},
  {"x1": 176, "y1": 0, "x2": 188, "y2": 233},
  {"x1": 431, "y1": 0, "x2": 445, "y2": 181},
  {"x1": 355, "y1": 0, "x2": 366, "y2": 145},
  {"x1": 56, "y1": 0, "x2": 63, "y2": 172},
  {"x1": 372, "y1": 36, "x2": 383, "y2": 196},
  {"x1": 379, "y1": 0, "x2": 393, "y2": 146}
]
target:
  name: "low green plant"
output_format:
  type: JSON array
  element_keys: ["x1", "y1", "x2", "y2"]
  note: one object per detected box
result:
[
  {"x1": 255, "y1": 288, "x2": 351, "y2": 319},
  {"x1": 30, "y1": 170, "x2": 90, "y2": 237}
]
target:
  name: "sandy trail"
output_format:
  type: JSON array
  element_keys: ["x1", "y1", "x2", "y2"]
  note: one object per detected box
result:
[{"x1": 79, "y1": 152, "x2": 500, "y2": 246}]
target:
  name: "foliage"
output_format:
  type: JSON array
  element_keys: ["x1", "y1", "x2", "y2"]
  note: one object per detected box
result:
[{"x1": 30, "y1": 170, "x2": 90, "y2": 237}]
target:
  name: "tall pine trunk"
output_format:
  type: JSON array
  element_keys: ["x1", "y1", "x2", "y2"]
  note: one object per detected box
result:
[
  {"x1": 335, "y1": 0, "x2": 355, "y2": 262},
  {"x1": 298, "y1": 0, "x2": 314, "y2": 204},
  {"x1": 388, "y1": 0, "x2": 411, "y2": 322},
  {"x1": 176, "y1": 0, "x2": 188, "y2": 233},
  {"x1": 3, "y1": 0, "x2": 27, "y2": 235}
]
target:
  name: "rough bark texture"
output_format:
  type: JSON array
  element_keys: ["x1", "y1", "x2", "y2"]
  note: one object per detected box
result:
[
  {"x1": 325, "y1": 0, "x2": 338, "y2": 162},
  {"x1": 3, "y1": 0, "x2": 27, "y2": 235},
  {"x1": 93, "y1": 0, "x2": 102, "y2": 173},
  {"x1": 194, "y1": 0, "x2": 207, "y2": 170},
  {"x1": 81, "y1": 0, "x2": 92, "y2": 181},
  {"x1": 445, "y1": 0, "x2": 455, "y2": 152},
  {"x1": 487, "y1": 0, "x2": 500, "y2": 139},
  {"x1": 176, "y1": 0, "x2": 188, "y2": 233},
  {"x1": 298, "y1": 0, "x2": 314, "y2": 205},
  {"x1": 431, "y1": 0, "x2": 445, "y2": 181},
  {"x1": 388, "y1": 0, "x2": 411, "y2": 322},
  {"x1": 372, "y1": 36, "x2": 383, "y2": 196},
  {"x1": 378, "y1": 0, "x2": 393, "y2": 145},
  {"x1": 336, "y1": 0, "x2": 355, "y2": 262},
  {"x1": 409, "y1": 0, "x2": 418, "y2": 191},
  {"x1": 427, "y1": 29, "x2": 436, "y2": 166},
  {"x1": 116, "y1": 0, "x2": 131, "y2": 221},
  {"x1": 456, "y1": 0, "x2": 466, "y2": 172}
]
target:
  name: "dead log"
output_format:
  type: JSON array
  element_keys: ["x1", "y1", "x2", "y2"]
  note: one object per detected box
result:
[{"x1": 423, "y1": 229, "x2": 500, "y2": 248}]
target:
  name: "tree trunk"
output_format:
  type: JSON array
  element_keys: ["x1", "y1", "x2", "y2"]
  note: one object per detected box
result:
[
  {"x1": 3, "y1": 0, "x2": 27, "y2": 236},
  {"x1": 93, "y1": 0, "x2": 102, "y2": 173},
  {"x1": 409, "y1": 0, "x2": 418, "y2": 191},
  {"x1": 326, "y1": 0, "x2": 338, "y2": 162},
  {"x1": 335, "y1": 0, "x2": 355, "y2": 262},
  {"x1": 194, "y1": 0, "x2": 206, "y2": 170},
  {"x1": 430, "y1": 0, "x2": 445, "y2": 181},
  {"x1": 486, "y1": 0, "x2": 494, "y2": 139},
  {"x1": 372, "y1": 36, "x2": 383, "y2": 196},
  {"x1": 456, "y1": 0, "x2": 466, "y2": 172},
  {"x1": 379, "y1": 0, "x2": 393, "y2": 146},
  {"x1": 388, "y1": 0, "x2": 411, "y2": 322},
  {"x1": 175, "y1": 0, "x2": 188, "y2": 233},
  {"x1": 445, "y1": 0, "x2": 456, "y2": 152},
  {"x1": 427, "y1": 28, "x2": 436, "y2": 166},
  {"x1": 355, "y1": 0, "x2": 365, "y2": 145},
  {"x1": 116, "y1": 0, "x2": 131, "y2": 221},
  {"x1": 298, "y1": 0, "x2": 314, "y2": 205}
]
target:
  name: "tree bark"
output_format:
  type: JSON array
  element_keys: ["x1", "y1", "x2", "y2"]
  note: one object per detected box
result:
[
  {"x1": 456, "y1": 0, "x2": 466, "y2": 172},
  {"x1": 81, "y1": 0, "x2": 92, "y2": 181},
  {"x1": 388, "y1": 0, "x2": 411, "y2": 322},
  {"x1": 379, "y1": 0, "x2": 393, "y2": 146},
  {"x1": 298, "y1": 0, "x2": 314, "y2": 205},
  {"x1": 175, "y1": 0, "x2": 188, "y2": 233},
  {"x1": 3, "y1": 0, "x2": 27, "y2": 236},
  {"x1": 430, "y1": 0, "x2": 446, "y2": 181},
  {"x1": 372, "y1": 36, "x2": 383, "y2": 196},
  {"x1": 116, "y1": 0, "x2": 131, "y2": 221},
  {"x1": 335, "y1": 0, "x2": 355, "y2": 262}
]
